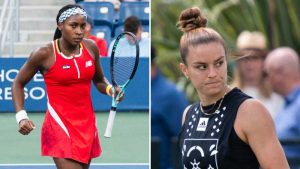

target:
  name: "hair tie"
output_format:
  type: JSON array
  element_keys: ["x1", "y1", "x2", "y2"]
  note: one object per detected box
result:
[{"x1": 58, "y1": 7, "x2": 87, "y2": 23}]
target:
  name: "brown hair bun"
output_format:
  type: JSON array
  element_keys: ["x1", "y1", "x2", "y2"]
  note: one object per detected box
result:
[{"x1": 177, "y1": 7, "x2": 207, "y2": 32}]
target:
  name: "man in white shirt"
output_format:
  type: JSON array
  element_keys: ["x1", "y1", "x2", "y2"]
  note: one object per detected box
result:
[{"x1": 108, "y1": 16, "x2": 149, "y2": 57}]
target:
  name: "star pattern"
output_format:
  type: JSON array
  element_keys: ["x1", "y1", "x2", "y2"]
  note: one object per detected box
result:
[
  {"x1": 188, "y1": 105, "x2": 227, "y2": 138},
  {"x1": 210, "y1": 106, "x2": 226, "y2": 137},
  {"x1": 208, "y1": 164, "x2": 215, "y2": 169},
  {"x1": 186, "y1": 107, "x2": 200, "y2": 136},
  {"x1": 190, "y1": 159, "x2": 200, "y2": 169},
  {"x1": 182, "y1": 100, "x2": 230, "y2": 169}
]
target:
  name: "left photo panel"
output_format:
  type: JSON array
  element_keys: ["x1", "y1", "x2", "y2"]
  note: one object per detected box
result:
[{"x1": 0, "y1": 0, "x2": 150, "y2": 169}]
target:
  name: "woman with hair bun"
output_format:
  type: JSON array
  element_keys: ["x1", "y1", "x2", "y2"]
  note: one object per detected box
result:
[{"x1": 177, "y1": 7, "x2": 289, "y2": 169}]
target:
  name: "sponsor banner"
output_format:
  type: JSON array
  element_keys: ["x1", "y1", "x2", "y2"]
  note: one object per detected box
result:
[{"x1": 0, "y1": 58, "x2": 149, "y2": 112}]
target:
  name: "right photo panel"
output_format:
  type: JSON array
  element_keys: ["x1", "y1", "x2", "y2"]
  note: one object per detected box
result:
[{"x1": 151, "y1": 1, "x2": 300, "y2": 169}]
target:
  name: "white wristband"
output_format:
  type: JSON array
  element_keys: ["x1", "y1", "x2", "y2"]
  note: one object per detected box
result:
[{"x1": 16, "y1": 110, "x2": 29, "y2": 124}]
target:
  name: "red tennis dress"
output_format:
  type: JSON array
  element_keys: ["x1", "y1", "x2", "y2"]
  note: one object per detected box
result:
[{"x1": 42, "y1": 39, "x2": 101, "y2": 164}]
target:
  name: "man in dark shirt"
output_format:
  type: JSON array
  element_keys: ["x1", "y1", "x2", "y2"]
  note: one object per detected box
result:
[{"x1": 151, "y1": 46, "x2": 189, "y2": 169}]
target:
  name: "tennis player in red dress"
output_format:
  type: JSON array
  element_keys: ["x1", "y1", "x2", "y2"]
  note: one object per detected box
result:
[
  {"x1": 41, "y1": 38, "x2": 100, "y2": 163},
  {"x1": 12, "y1": 4, "x2": 120, "y2": 169}
]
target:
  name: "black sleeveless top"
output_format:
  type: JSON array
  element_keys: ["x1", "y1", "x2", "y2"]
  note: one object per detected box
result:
[{"x1": 179, "y1": 88, "x2": 259, "y2": 169}]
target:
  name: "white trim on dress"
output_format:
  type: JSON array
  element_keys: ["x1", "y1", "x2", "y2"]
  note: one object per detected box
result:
[{"x1": 47, "y1": 101, "x2": 70, "y2": 138}]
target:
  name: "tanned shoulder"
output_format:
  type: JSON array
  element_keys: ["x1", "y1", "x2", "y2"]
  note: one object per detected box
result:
[{"x1": 28, "y1": 42, "x2": 54, "y2": 73}]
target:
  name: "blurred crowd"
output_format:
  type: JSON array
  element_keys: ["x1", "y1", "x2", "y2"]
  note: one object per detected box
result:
[
  {"x1": 231, "y1": 31, "x2": 300, "y2": 168},
  {"x1": 75, "y1": 0, "x2": 149, "y2": 58},
  {"x1": 75, "y1": 0, "x2": 149, "y2": 11}
]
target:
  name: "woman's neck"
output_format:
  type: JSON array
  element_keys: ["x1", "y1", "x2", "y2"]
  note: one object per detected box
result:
[
  {"x1": 59, "y1": 38, "x2": 79, "y2": 56},
  {"x1": 199, "y1": 86, "x2": 230, "y2": 106}
]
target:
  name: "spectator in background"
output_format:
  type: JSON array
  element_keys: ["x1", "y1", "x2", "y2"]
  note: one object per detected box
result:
[
  {"x1": 151, "y1": 46, "x2": 189, "y2": 169},
  {"x1": 264, "y1": 47, "x2": 300, "y2": 161},
  {"x1": 108, "y1": 16, "x2": 149, "y2": 57},
  {"x1": 75, "y1": 0, "x2": 120, "y2": 11},
  {"x1": 231, "y1": 31, "x2": 283, "y2": 119},
  {"x1": 100, "y1": 0, "x2": 120, "y2": 11},
  {"x1": 85, "y1": 16, "x2": 108, "y2": 57}
]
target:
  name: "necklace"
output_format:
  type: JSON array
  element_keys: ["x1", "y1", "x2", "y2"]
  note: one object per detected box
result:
[{"x1": 200, "y1": 89, "x2": 228, "y2": 116}]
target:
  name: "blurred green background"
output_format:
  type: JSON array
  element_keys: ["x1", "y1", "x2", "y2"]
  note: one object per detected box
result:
[{"x1": 151, "y1": 0, "x2": 300, "y2": 101}]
